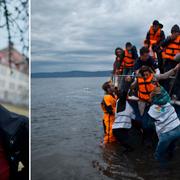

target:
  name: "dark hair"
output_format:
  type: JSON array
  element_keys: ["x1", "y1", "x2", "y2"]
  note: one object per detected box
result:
[
  {"x1": 153, "y1": 20, "x2": 159, "y2": 26},
  {"x1": 102, "y1": 81, "x2": 110, "y2": 92},
  {"x1": 115, "y1": 47, "x2": 123, "y2": 55},
  {"x1": 125, "y1": 42, "x2": 132, "y2": 48},
  {"x1": 144, "y1": 39, "x2": 149, "y2": 44},
  {"x1": 171, "y1": 24, "x2": 180, "y2": 33},
  {"x1": 140, "y1": 46, "x2": 149, "y2": 56},
  {"x1": 139, "y1": 66, "x2": 152, "y2": 76}
]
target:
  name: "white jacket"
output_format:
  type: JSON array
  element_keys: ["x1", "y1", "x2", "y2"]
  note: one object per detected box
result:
[
  {"x1": 113, "y1": 101, "x2": 135, "y2": 129},
  {"x1": 148, "y1": 103, "x2": 180, "y2": 136}
]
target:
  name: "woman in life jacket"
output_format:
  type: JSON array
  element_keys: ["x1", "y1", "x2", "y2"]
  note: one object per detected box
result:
[
  {"x1": 101, "y1": 81, "x2": 117, "y2": 144},
  {"x1": 112, "y1": 47, "x2": 124, "y2": 88},
  {"x1": 113, "y1": 47, "x2": 124, "y2": 75}
]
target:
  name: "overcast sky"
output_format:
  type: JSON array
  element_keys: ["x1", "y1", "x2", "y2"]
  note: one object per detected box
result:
[{"x1": 32, "y1": 0, "x2": 179, "y2": 73}]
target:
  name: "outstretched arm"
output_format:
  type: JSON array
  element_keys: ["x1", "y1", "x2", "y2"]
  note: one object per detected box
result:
[
  {"x1": 156, "y1": 64, "x2": 180, "y2": 80},
  {"x1": 130, "y1": 79, "x2": 137, "y2": 90}
]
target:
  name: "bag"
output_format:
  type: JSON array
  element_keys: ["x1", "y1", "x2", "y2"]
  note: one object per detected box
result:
[{"x1": 0, "y1": 105, "x2": 29, "y2": 180}]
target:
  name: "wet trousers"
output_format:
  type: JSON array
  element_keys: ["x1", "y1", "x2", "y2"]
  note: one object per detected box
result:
[
  {"x1": 113, "y1": 128, "x2": 133, "y2": 150},
  {"x1": 103, "y1": 115, "x2": 116, "y2": 144},
  {"x1": 155, "y1": 125, "x2": 180, "y2": 163}
]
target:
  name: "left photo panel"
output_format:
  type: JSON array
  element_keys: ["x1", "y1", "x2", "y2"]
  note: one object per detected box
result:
[{"x1": 0, "y1": 0, "x2": 29, "y2": 180}]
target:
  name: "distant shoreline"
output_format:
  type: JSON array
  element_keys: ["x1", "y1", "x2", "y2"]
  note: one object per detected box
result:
[{"x1": 31, "y1": 70, "x2": 112, "y2": 78}]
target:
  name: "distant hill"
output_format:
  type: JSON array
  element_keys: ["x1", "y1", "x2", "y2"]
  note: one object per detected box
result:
[{"x1": 31, "y1": 70, "x2": 112, "y2": 78}]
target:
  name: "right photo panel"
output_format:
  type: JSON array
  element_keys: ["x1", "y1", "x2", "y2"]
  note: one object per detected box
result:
[{"x1": 31, "y1": 0, "x2": 180, "y2": 180}]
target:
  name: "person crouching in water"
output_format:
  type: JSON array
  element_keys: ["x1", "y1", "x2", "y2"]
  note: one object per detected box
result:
[
  {"x1": 101, "y1": 81, "x2": 117, "y2": 144},
  {"x1": 148, "y1": 78, "x2": 180, "y2": 164}
]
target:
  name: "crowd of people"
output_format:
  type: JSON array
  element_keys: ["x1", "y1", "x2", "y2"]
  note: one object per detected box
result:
[{"x1": 101, "y1": 20, "x2": 180, "y2": 164}]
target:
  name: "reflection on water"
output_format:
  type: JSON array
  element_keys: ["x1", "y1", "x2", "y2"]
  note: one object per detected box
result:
[
  {"x1": 93, "y1": 141, "x2": 180, "y2": 180},
  {"x1": 32, "y1": 77, "x2": 180, "y2": 180},
  {"x1": 93, "y1": 144, "x2": 145, "y2": 180}
]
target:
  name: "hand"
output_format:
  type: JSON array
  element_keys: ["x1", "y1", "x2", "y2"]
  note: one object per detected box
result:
[
  {"x1": 125, "y1": 76, "x2": 132, "y2": 82},
  {"x1": 174, "y1": 63, "x2": 180, "y2": 72}
]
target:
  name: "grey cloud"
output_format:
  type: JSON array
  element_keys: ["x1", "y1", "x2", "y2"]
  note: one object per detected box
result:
[{"x1": 32, "y1": 0, "x2": 180, "y2": 72}]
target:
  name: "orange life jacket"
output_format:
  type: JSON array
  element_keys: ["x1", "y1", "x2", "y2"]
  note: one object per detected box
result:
[
  {"x1": 101, "y1": 95, "x2": 117, "y2": 115},
  {"x1": 101, "y1": 94, "x2": 117, "y2": 143},
  {"x1": 137, "y1": 74, "x2": 155, "y2": 102},
  {"x1": 123, "y1": 49, "x2": 135, "y2": 68},
  {"x1": 113, "y1": 57, "x2": 124, "y2": 75},
  {"x1": 149, "y1": 26, "x2": 161, "y2": 45},
  {"x1": 162, "y1": 35, "x2": 180, "y2": 60}
]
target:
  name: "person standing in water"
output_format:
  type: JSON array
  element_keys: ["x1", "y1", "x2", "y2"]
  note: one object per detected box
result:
[
  {"x1": 147, "y1": 70, "x2": 180, "y2": 163},
  {"x1": 101, "y1": 81, "x2": 117, "y2": 144}
]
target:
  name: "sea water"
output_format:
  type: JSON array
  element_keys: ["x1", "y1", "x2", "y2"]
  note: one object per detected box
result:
[{"x1": 32, "y1": 77, "x2": 180, "y2": 180}]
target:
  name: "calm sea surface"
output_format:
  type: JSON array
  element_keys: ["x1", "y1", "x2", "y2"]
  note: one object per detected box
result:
[{"x1": 32, "y1": 77, "x2": 180, "y2": 180}]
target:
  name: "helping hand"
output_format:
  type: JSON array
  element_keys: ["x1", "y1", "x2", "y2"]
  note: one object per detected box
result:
[{"x1": 174, "y1": 63, "x2": 180, "y2": 72}]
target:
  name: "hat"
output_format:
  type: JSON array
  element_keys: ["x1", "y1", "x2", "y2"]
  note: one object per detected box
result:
[{"x1": 171, "y1": 24, "x2": 180, "y2": 33}]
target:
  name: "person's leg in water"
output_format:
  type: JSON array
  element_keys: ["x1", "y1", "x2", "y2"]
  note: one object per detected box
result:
[
  {"x1": 166, "y1": 139, "x2": 177, "y2": 160},
  {"x1": 113, "y1": 128, "x2": 134, "y2": 152},
  {"x1": 130, "y1": 102, "x2": 156, "y2": 147},
  {"x1": 155, "y1": 125, "x2": 180, "y2": 165},
  {"x1": 103, "y1": 115, "x2": 116, "y2": 144},
  {"x1": 141, "y1": 105, "x2": 157, "y2": 148},
  {"x1": 128, "y1": 101, "x2": 145, "y2": 140},
  {"x1": 103, "y1": 120, "x2": 106, "y2": 134},
  {"x1": 131, "y1": 119, "x2": 143, "y2": 134},
  {"x1": 113, "y1": 91, "x2": 134, "y2": 151}
]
